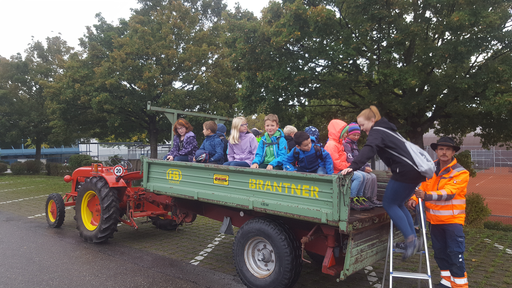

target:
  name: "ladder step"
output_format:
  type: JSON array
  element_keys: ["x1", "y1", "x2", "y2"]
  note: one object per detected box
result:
[
  {"x1": 391, "y1": 271, "x2": 431, "y2": 280},
  {"x1": 393, "y1": 248, "x2": 425, "y2": 254}
]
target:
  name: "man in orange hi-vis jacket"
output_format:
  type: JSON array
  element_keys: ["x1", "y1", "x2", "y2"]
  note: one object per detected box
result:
[{"x1": 409, "y1": 137, "x2": 469, "y2": 288}]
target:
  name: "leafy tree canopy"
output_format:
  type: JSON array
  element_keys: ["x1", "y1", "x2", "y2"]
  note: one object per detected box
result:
[
  {"x1": 50, "y1": 0, "x2": 239, "y2": 158},
  {"x1": 228, "y1": 0, "x2": 512, "y2": 148},
  {"x1": 0, "y1": 36, "x2": 73, "y2": 160}
]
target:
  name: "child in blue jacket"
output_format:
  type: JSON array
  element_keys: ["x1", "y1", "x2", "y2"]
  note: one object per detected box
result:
[
  {"x1": 194, "y1": 121, "x2": 225, "y2": 164},
  {"x1": 251, "y1": 114, "x2": 288, "y2": 170},
  {"x1": 272, "y1": 131, "x2": 334, "y2": 174}
]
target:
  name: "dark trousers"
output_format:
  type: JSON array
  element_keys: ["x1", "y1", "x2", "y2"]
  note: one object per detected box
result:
[
  {"x1": 223, "y1": 161, "x2": 250, "y2": 167},
  {"x1": 431, "y1": 224, "x2": 466, "y2": 278},
  {"x1": 259, "y1": 164, "x2": 282, "y2": 170},
  {"x1": 174, "y1": 155, "x2": 190, "y2": 162}
]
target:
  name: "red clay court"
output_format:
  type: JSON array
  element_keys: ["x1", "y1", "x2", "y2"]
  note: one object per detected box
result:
[{"x1": 467, "y1": 167, "x2": 512, "y2": 224}]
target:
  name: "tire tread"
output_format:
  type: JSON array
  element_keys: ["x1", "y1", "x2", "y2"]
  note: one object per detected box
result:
[{"x1": 75, "y1": 177, "x2": 120, "y2": 243}]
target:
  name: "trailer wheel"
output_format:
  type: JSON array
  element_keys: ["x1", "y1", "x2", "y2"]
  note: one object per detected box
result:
[
  {"x1": 75, "y1": 177, "x2": 120, "y2": 243},
  {"x1": 233, "y1": 218, "x2": 302, "y2": 288},
  {"x1": 149, "y1": 216, "x2": 179, "y2": 231},
  {"x1": 45, "y1": 193, "x2": 65, "y2": 228}
]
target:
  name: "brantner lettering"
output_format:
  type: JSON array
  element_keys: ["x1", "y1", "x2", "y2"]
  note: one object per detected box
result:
[{"x1": 248, "y1": 179, "x2": 319, "y2": 198}]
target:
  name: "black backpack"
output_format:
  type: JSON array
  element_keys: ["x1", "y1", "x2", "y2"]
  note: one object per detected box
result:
[{"x1": 219, "y1": 136, "x2": 229, "y2": 163}]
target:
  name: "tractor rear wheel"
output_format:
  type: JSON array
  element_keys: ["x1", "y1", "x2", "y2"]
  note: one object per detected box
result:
[
  {"x1": 45, "y1": 193, "x2": 65, "y2": 228},
  {"x1": 75, "y1": 177, "x2": 120, "y2": 243}
]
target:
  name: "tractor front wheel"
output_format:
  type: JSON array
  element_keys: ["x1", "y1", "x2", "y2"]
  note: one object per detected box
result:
[
  {"x1": 45, "y1": 193, "x2": 65, "y2": 228},
  {"x1": 75, "y1": 177, "x2": 120, "y2": 243}
]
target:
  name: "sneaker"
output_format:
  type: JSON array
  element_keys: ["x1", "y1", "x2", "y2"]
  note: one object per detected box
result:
[
  {"x1": 354, "y1": 197, "x2": 371, "y2": 210},
  {"x1": 360, "y1": 197, "x2": 374, "y2": 209},
  {"x1": 394, "y1": 241, "x2": 406, "y2": 250},
  {"x1": 402, "y1": 237, "x2": 420, "y2": 261},
  {"x1": 350, "y1": 198, "x2": 363, "y2": 211},
  {"x1": 370, "y1": 199, "x2": 383, "y2": 207}
]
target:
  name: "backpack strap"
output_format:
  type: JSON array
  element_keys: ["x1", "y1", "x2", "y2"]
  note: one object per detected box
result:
[
  {"x1": 314, "y1": 145, "x2": 324, "y2": 161},
  {"x1": 263, "y1": 135, "x2": 283, "y2": 149},
  {"x1": 372, "y1": 127, "x2": 420, "y2": 171},
  {"x1": 293, "y1": 147, "x2": 300, "y2": 162},
  {"x1": 373, "y1": 127, "x2": 407, "y2": 142}
]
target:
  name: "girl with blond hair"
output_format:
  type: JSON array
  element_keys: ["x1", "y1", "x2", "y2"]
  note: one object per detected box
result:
[
  {"x1": 341, "y1": 106, "x2": 425, "y2": 261},
  {"x1": 223, "y1": 117, "x2": 258, "y2": 167}
]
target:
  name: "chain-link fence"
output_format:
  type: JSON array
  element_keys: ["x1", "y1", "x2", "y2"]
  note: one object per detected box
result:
[{"x1": 373, "y1": 145, "x2": 512, "y2": 224}]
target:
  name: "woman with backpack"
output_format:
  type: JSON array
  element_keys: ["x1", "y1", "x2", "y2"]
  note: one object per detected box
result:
[
  {"x1": 223, "y1": 117, "x2": 258, "y2": 167},
  {"x1": 340, "y1": 106, "x2": 426, "y2": 261}
]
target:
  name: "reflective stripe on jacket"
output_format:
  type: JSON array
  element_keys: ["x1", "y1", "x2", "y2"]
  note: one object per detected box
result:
[{"x1": 414, "y1": 158, "x2": 469, "y2": 225}]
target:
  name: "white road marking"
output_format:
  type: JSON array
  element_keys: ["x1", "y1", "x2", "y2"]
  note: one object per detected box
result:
[
  {"x1": 365, "y1": 266, "x2": 382, "y2": 287},
  {"x1": 0, "y1": 186, "x2": 37, "y2": 193},
  {"x1": 0, "y1": 194, "x2": 47, "y2": 205},
  {"x1": 484, "y1": 238, "x2": 512, "y2": 255},
  {"x1": 0, "y1": 178, "x2": 46, "y2": 185},
  {"x1": 190, "y1": 234, "x2": 226, "y2": 265},
  {"x1": 28, "y1": 206, "x2": 72, "y2": 218},
  {"x1": 475, "y1": 175, "x2": 493, "y2": 186}
]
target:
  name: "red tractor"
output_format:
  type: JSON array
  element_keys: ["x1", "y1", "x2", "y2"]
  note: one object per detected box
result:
[{"x1": 45, "y1": 159, "x2": 196, "y2": 242}]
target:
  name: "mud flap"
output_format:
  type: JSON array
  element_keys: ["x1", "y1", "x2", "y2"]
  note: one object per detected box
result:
[{"x1": 219, "y1": 216, "x2": 234, "y2": 235}]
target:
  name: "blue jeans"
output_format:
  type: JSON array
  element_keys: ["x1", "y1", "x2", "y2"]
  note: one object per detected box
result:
[
  {"x1": 174, "y1": 155, "x2": 190, "y2": 162},
  {"x1": 431, "y1": 224, "x2": 466, "y2": 278},
  {"x1": 382, "y1": 179, "x2": 418, "y2": 239},
  {"x1": 223, "y1": 161, "x2": 250, "y2": 167},
  {"x1": 350, "y1": 171, "x2": 366, "y2": 197}
]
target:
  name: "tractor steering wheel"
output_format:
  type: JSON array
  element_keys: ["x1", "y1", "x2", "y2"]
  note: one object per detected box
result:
[{"x1": 108, "y1": 157, "x2": 132, "y2": 170}]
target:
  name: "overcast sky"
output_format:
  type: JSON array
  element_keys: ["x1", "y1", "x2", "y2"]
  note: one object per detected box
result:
[{"x1": 0, "y1": 0, "x2": 270, "y2": 58}]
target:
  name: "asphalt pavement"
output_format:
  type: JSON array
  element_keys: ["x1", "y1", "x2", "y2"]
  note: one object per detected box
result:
[{"x1": 0, "y1": 210, "x2": 244, "y2": 288}]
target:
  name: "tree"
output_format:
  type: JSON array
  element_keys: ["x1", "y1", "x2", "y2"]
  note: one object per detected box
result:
[
  {"x1": 51, "y1": 0, "x2": 239, "y2": 158},
  {"x1": 0, "y1": 55, "x2": 23, "y2": 149},
  {"x1": 228, "y1": 0, "x2": 512, "y2": 148},
  {"x1": 0, "y1": 37, "x2": 73, "y2": 159}
]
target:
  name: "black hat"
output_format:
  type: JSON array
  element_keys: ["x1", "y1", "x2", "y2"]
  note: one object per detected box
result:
[
  {"x1": 251, "y1": 128, "x2": 261, "y2": 137},
  {"x1": 430, "y1": 136, "x2": 460, "y2": 152}
]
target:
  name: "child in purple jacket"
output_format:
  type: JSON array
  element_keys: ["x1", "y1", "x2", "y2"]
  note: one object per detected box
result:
[
  {"x1": 165, "y1": 118, "x2": 198, "y2": 162},
  {"x1": 223, "y1": 117, "x2": 258, "y2": 167},
  {"x1": 343, "y1": 123, "x2": 382, "y2": 207}
]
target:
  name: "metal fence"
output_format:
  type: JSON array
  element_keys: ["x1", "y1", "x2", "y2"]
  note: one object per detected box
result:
[
  {"x1": 373, "y1": 145, "x2": 512, "y2": 223},
  {"x1": 79, "y1": 142, "x2": 173, "y2": 161}
]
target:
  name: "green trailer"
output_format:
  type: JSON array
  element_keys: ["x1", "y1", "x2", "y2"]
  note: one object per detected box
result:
[{"x1": 142, "y1": 157, "x2": 391, "y2": 287}]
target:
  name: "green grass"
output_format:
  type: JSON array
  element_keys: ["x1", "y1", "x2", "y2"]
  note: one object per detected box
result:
[{"x1": 0, "y1": 174, "x2": 70, "y2": 196}]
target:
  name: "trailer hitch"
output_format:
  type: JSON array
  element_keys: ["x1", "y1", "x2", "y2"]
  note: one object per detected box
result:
[{"x1": 300, "y1": 225, "x2": 321, "y2": 263}]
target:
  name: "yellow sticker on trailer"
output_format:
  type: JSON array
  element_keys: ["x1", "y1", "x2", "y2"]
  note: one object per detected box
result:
[
  {"x1": 214, "y1": 174, "x2": 229, "y2": 185},
  {"x1": 167, "y1": 169, "x2": 182, "y2": 184}
]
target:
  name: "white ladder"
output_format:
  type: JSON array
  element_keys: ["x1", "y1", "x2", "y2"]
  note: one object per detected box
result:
[{"x1": 383, "y1": 198, "x2": 432, "y2": 288}]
